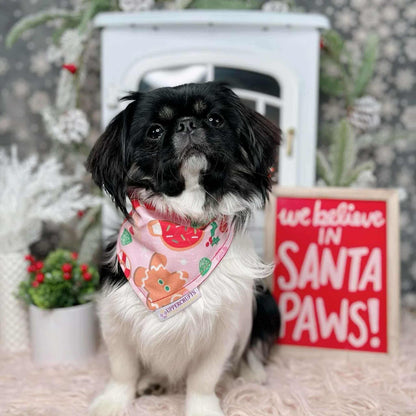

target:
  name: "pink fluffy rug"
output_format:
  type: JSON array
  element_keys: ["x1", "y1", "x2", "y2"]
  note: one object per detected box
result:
[{"x1": 1, "y1": 310, "x2": 416, "y2": 416}]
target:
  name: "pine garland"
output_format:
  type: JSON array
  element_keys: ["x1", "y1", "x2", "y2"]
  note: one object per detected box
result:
[
  {"x1": 320, "y1": 30, "x2": 379, "y2": 110},
  {"x1": 5, "y1": 9, "x2": 80, "y2": 48},
  {"x1": 318, "y1": 30, "x2": 380, "y2": 187},
  {"x1": 316, "y1": 119, "x2": 375, "y2": 187},
  {"x1": 5, "y1": 0, "x2": 120, "y2": 262}
]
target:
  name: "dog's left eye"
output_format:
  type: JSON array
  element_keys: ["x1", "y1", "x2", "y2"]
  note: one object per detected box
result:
[
  {"x1": 147, "y1": 124, "x2": 164, "y2": 140},
  {"x1": 207, "y1": 113, "x2": 224, "y2": 127}
]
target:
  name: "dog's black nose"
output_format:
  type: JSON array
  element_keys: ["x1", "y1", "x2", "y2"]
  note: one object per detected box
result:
[{"x1": 176, "y1": 117, "x2": 198, "y2": 133}]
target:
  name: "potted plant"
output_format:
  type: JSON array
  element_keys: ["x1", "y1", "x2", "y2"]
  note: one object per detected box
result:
[{"x1": 18, "y1": 249, "x2": 100, "y2": 365}]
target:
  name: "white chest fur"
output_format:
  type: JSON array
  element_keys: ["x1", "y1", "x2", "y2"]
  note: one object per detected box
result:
[{"x1": 97, "y1": 232, "x2": 270, "y2": 383}]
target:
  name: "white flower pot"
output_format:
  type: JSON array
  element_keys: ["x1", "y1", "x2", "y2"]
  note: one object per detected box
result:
[{"x1": 29, "y1": 302, "x2": 98, "y2": 365}]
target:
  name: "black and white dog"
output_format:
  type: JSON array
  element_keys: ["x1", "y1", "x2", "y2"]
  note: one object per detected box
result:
[{"x1": 87, "y1": 82, "x2": 281, "y2": 416}]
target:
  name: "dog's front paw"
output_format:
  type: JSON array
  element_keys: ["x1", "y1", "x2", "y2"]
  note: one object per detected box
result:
[
  {"x1": 137, "y1": 373, "x2": 167, "y2": 396},
  {"x1": 239, "y1": 350, "x2": 267, "y2": 384},
  {"x1": 89, "y1": 382, "x2": 135, "y2": 416},
  {"x1": 186, "y1": 393, "x2": 224, "y2": 416}
]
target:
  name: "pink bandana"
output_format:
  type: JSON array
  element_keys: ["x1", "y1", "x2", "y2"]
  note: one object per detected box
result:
[{"x1": 116, "y1": 198, "x2": 234, "y2": 321}]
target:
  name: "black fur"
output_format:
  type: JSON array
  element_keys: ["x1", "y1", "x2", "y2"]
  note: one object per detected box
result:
[
  {"x1": 249, "y1": 283, "x2": 281, "y2": 362},
  {"x1": 87, "y1": 82, "x2": 282, "y2": 335},
  {"x1": 98, "y1": 240, "x2": 127, "y2": 288},
  {"x1": 86, "y1": 82, "x2": 280, "y2": 220}
]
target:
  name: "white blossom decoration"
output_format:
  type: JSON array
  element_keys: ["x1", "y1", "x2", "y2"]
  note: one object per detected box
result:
[
  {"x1": 59, "y1": 29, "x2": 85, "y2": 62},
  {"x1": 262, "y1": 1, "x2": 289, "y2": 12},
  {"x1": 0, "y1": 146, "x2": 101, "y2": 253},
  {"x1": 43, "y1": 108, "x2": 90, "y2": 144},
  {"x1": 119, "y1": 0, "x2": 155, "y2": 12}
]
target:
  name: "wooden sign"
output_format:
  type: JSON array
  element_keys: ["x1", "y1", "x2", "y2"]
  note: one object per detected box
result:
[{"x1": 265, "y1": 187, "x2": 400, "y2": 356}]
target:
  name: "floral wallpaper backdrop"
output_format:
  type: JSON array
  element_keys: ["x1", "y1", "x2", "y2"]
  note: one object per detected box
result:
[{"x1": 1, "y1": 0, "x2": 415, "y2": 297}]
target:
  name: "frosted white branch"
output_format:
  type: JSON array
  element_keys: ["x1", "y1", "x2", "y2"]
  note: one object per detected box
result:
[{"x1": 0, "y1": 146, "x2": 101, "y2": 253}]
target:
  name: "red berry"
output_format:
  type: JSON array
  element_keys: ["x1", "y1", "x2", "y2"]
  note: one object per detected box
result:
[
  {"x1": 27, "y1": 265, "x2": 36, "y2": 273},
  {"x1": 71, "y1": 252, "x2": 78, "y2": 260},
  {"x1": 25, "y1": 254, "x2": 35, "y2": 262},
  {"x1": 35, "y1": 261, "x2": 44, "y2": 270},
  {"x1": 63, "y1": 272, "x2": 72, "y2": 280},
  {"x1": 77, "y1": 210, "x2": 85, "y2": 218},
  {"x1": 62, "y1": 63, "x2": 77, "y2": 74},
  {"x1": 83, "y1": 272, "x2": 92, "y2": 281},
  {"x1": 32, "y1": 281, "x2": 39, "y2": 288},
  {"x1": 62, "y1": 263, "x2": 72, "y2": 273},
  {"x1": 80, "y1": 264, "x2": 88, "y2": 272},
  {"x1": 35, "y1": 273, "x2": 44, "y2": 283}
]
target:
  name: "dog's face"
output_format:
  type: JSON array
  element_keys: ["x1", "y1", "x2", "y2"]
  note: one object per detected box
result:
[{"x1": 87, "y1": 82, "x2": 280, "y2": 222}]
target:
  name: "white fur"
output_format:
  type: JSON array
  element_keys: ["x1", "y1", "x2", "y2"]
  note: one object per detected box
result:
[
  {"x1": 90, "y1": 157, "x2": 272, "y2": 416},
  {"x1": 135, "y1": 155, "x2": 263, "y2": 225}
]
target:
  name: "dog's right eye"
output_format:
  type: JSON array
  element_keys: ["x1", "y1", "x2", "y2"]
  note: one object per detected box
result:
[{"x1": 147, "y1": 124, "x2": 164, "y2": 140}]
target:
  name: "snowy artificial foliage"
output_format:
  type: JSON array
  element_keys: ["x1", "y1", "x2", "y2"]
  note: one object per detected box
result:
[
  {"x1": 43, "y1": 108, "x2": 90, "y2": 144},
  {"x1": 262, "y1": 1, "x2": 289, "y2": 12},
  {"x1": 60, "y1": 29, "x2": 85, "y2": 63},
  {"x1": 56, "y1": 72, "x2": 78, "y2": 112},
  {"x1": 46, "y1": 44, "x2": 63, "y2": 64},
  {"x1": 119, "y1": 0, "x2": 155, "y2": 12},
  {"x1": 0, "y1": 146, "x2": 101, "y2": 253}
]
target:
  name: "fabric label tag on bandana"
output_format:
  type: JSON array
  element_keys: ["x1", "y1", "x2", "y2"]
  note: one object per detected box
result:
[{"x1": 156, "y1": 287, "x2": 201, "y2": 321}]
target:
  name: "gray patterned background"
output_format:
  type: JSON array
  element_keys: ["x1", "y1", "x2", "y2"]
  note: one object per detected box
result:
[{"x1": 0, "y1": 0, "x2": 415, "y2": 297}]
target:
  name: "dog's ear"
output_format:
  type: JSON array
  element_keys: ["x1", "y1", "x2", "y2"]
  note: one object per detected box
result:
[
  {"x1": 238, "y1": 103, "x2": 281, "y2": 197},
  {"x1": 86, "y1": 95, "x2": 139, "y2": 217}
]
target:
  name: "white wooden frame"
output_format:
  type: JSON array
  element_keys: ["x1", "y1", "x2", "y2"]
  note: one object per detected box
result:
[{"x1": 265, "y1": 186, "x2": 400, "y2": 359}]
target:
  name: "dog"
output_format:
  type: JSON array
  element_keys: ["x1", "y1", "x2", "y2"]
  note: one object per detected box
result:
[{"x1": 87, "y1": 82, "x2": 281, "y2": 416}]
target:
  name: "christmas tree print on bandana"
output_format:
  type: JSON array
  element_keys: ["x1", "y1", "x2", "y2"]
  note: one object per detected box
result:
[
  {"x1": 199, "y1": 257, "x2": 211, "y2": 276},
  {"x1": 134, "y1": 253, "x2": 189, "y2": 310},
  {"x1": 116, "y1": 197, "x2": 235, "y2": 319},
  {"x1": 120, "y1": 228, "x2": 133, "y2": 246}
]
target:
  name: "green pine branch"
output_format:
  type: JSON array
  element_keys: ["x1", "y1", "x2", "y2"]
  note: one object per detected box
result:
[
  {"x1": 6, "y1": 9, "x2": 79, "y2": 48},
  {"x1": 343, "y1": 161, "x2": 375, "y2": 186},
  {"x1": 320, "y1": 29, "x2": 379, "y2": 110},
  {"x1": 316, "y1": 120, "x2": 374, "y2": 187},
  {"x1": 316, "y1": 150, "x2": 333, "y2": 185},
  {"x1": 329, "y1": 119, "x2": 356, "y2": 185},
  {"x1": 352, "y1": 34, "x2": 378, "y2": 99},
  {"x1": 320, "y1": 71, "x2": 345, "y2": 97},
  {"x1": 6, "y1": 0, "x2": 119, "y2": 48}
]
